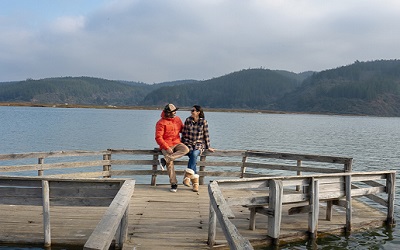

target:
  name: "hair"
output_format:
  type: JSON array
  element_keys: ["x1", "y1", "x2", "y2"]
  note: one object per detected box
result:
[{"x1": 193, "y1": 105, "x2": 205, "y2": 118}]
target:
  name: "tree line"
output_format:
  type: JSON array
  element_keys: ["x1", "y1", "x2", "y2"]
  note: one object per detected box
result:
[{"x1": 0, "y1": 60, "x2": 399, "y2": 116}]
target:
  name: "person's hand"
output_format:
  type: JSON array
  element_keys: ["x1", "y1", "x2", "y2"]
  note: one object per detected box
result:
[
  {"x1": 208, "y1": 147, "x2": 215, "y2": 152},
  {"x1": 166, "y1": 147, "x2": 173, "y2": 154}
]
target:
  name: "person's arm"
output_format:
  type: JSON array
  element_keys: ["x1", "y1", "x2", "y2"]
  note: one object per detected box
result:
[
  {"x1": 203, "y1": 120, "x2": 215, "y2": 152},
  {"x1": 155, "y1": 121, "x2": 169, "y2": 150}
]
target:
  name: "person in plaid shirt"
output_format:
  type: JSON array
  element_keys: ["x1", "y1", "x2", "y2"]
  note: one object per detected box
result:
[{"x1": 181, "y1": 105, "x2": 215, "y2": 192}]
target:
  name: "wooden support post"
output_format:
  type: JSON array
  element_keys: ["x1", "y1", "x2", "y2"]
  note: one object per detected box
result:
[
  {"x1": 308, "y1": 179, "x2": 319, "y2": 239},
  {"x1": 249, "y1": 207, "x2": 256, "y2": 230},
  {"x1": 151, "y1": 149, "x2": 159, "y2": 186},
  {"x1": 42, "y1": 180, "x2": 51, "y2": 247},
  {"x1": 268, "y1": 179, "x2": 283, "y2": 245},
  {"x1": 326, "y1": 200, "x2": 333, "y2": 221},
  {"x1": 38, "y1": 157, "x2": 44, "y2": 176},
  {"x1": 296, "y1": 160, "x2": 302, "y2": 191},
  {"x1": 207, "y1": 203, "x2": 217, "y2": 247},
  {"x1": 115, "y1": 205, "x2": 129, "y2": 249},
  {"x1": 344, "y1": 159, "x2": 352, "y2": 172},
  {"x1": 102, "y1": 153, "x2": 111, "y2": 178},
  {"x1": 345, "y1": 175, "x2": 352, "y2": 233},
  {"x1": 386, "y1": 172, "x2": 396, "y2": 226},
  {"x1": 240, "y1": 153, "x2": 247, "y2": 178},
  {"x1": 199, "y1": 155, "x2": 206, "y2": 185}
]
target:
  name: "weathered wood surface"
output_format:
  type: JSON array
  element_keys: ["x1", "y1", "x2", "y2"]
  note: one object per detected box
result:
[
  {"x1": 0, "y1": 184, "x2": 389, "y2": 249},
  {"x1": 0, "y1": 149, "x2": 352, "y2": 183},
  {"x1": 84, "y1": 180, "x2": 135, "y2": 250}
]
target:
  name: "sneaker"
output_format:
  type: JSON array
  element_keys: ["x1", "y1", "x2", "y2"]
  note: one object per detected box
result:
[
  {"x1": 170, "y1": 184, "x2": 178, "y2": 192},
  {"x1": 159, "y1": 158, "x2": 166, "y2": 170}
]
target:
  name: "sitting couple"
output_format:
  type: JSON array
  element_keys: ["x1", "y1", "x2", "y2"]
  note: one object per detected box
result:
[{"x1": 155, "y1": 103, "x2": 215, "y2": 193}]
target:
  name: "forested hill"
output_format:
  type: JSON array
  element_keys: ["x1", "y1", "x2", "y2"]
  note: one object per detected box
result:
[
  {"x1": 141, "y1": 68, "x2": 304, "y2": 109},
  {"x1": 1, "y1": 59, "x2": 400, "y2": 116},
  {"x1": 276, "y1": 60, "x2": 400, "y2": 116}
]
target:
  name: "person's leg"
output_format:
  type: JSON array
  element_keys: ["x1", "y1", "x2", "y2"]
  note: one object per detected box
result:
[
  {"x1": 166, "y1": 161, "x2": 177, "y2": 185},
  {"x1": 161, "y1": 149, "x2": 178, "y2": 186},
  {"x1": 183, "y1": 168, "x2": 194, "y2": 187},
  {"x1": 168, "y1": 143, "x2": 189, "y2": 161},
  {"x1": 187, "y1": 149, "x2": 201, "y2": 174}
]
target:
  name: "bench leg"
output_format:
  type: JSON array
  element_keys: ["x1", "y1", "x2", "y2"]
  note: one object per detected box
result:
[
  {"x1": 326, "y1": 200, "x2": 333, "y2": 221},
  {"x1": 249, "y1": 208, "x2": 256, "y2": 230}
]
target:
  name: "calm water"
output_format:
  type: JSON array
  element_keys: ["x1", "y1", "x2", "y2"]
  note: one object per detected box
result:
[{"x1": 1, "y1": 106, "x2": 399, "y2": 249}]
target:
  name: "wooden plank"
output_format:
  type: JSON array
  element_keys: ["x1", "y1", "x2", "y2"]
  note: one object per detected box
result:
[
  {"x1": 244, "y1": 162, "x2": 342, "y2": 173},
  {"x1": 84, "y1": 180, "x2": 135, "y2": 250},
  {"x1": 345, "y1": 175, "x2": 352, "y2": 233},
  {"x1": 351, "y1": 186, "x2": 385, "y2": 197},
  {"x1": 245, "y1": 151, "x2": 351, "y2": 164},
  {"x1": 268, "y1": 179, "x2": 283, "y2": 242},
  {"x1": 352, "y1": 174, "x2": 387, "y2": 182},
  {"x1": 208, "y1": 181, "x2": 235, "y2": 218},
  {"x1": 387, "y1": 172, "x2": 395, "y2": 225},
  {"x1": 288, "y1": 205, "x2": 311, "y2": 215},
  {"x1": 42, "y1": 180, "x2": 51, "y2": 247},
  {"x1": 207, "y1": 204, "x2": 217, "y2": 246},
  {"x1": 0, "y1": 186, "x2": 42, "y2": 197},
  {"x1": 0, "y1": 150, "x2": 107, "y2": 160},
  {"x1": 0, "y1": 179, "x2": 42, "y2": 187},
  {"x1": 309, "y1": 179, "x2": 319, "y2": 238},
  {"x1": 208, "y1": 182, "x2": 253, "y2": 250}
]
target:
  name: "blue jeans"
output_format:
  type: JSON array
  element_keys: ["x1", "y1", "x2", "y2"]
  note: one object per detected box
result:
[{"x1": 187, "y1": 149, "x2": 201, "y2": 174}]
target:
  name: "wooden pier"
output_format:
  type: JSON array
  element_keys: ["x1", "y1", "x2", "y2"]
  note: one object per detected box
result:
[
  {"x1": 0, "y1": 149, "x2": 396, "y2": 249},
  {"x1": 0, "y1": 183, "x2": 392, "y2": 249}
]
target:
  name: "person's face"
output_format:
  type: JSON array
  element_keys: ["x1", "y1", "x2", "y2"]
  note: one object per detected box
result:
[
  {"x1": 191, "y1": 108, "x2": 199, "y2": 118},
  {"x1": 166, "y1": 111, "x2": 176, "y2": 118}
]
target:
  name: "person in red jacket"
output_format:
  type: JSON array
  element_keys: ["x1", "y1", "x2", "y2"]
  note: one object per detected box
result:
[{"x1": 155, "y1": 103, "x2": 189, "y2": 192}]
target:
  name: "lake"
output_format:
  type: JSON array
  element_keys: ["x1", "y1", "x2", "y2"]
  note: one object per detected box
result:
[{"x1": 0, "y1": 106, "x2": 399, "y2": 249}]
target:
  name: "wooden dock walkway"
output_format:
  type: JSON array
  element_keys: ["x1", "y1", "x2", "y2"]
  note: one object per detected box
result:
[
  {"x1": 0, "y1": 184, "x2": 389, "y2": 249},
  {"x1": 0, "y1": 150, "x2": 394, "y2": 249},
  {"x1": 123, "y1": 184, "x2": 387, "y2": 249}
]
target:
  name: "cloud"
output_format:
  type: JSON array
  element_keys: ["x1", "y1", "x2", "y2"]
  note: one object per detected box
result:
[
  {"x1": 50, "y1": 16, "x2": 86, "y2": 34},
  {"x1": 1, "y1": 0, "x2": 400, "y2": 83}
]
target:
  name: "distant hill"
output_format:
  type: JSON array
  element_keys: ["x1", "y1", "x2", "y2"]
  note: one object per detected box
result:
[
  {"x1": 276, "y1": 60, "x2": 400, "y2": 116},
  {"x1": 0, "y1": 77, "x2": 150, "y2": 105},
  {"x1": 1, "y1": 60, "x2": 400, "y2": 116},
  {"x1": 141, "y1": 68, "x2": 299, "y2": 109}
]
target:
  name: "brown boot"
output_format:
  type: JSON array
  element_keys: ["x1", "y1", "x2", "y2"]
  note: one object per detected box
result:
[
  {"x1": 183, "y1": 168, "x2": 194, "y2": 187},
  {"x1": 191, "y1": 174, "x2": 199, "y2": 192}
]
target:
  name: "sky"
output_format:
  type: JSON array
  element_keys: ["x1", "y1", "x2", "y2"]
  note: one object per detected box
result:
[{"x1": 1, "y1": 0, "x2": 400, "y2": 84}]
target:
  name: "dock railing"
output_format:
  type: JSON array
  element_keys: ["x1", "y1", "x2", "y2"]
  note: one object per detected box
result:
[
  {"x1": 0, "y1": 149, "x2": 353, "y2": 186},
  {"x1": 207, "y1": 171, "x2": 396, "y2": 247},
  {"x1": 0, "y1": 176, "x2": 135, "y2": 249}
]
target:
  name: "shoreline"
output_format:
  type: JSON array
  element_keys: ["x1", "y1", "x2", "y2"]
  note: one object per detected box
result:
[{"x1": 0, "y1": 101, "x2": 366, "y2": 117}]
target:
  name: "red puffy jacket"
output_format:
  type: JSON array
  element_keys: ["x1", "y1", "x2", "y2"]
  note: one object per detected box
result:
[{"x1": 155, "y1": 111, "x2": 184, "y2": 150}]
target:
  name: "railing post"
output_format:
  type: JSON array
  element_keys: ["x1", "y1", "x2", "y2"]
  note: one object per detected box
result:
[
  {"x1": 115, "y1": 205, "x2": 129, "y2": 249},
  {"x1": 151, "y1": 148, "x2": 159, "y2": 186},
  {"x1": 103, "y1": 153, "x2": 111, "y2": 178},
  {"x1": 38, "y1": 157, "x2": 44, "y2": 176},
  {"x1": 207, "y1": 202, "x2": 217, "y2": 247},
  {"x1": 199, "y1": 155, "x2": 206, "y2": 185},
  {"x1": 240, "y1": 152, "x2": 247, "y2": 178},
  {"x1": 268, "y1": 179, "x2": 283, "y2": 245},
  {"x1": 345, "y1": 174, "x2": 352, "y2": 233},
  {"x1": 344, "y1": 158, "x2": 352, "y2": 172},
  {"x1": 386, "y1": 172, "x2": 396, "y2": 226},
  {"x1": 308, "y1": 178, "x2": 319, "y2": 239},
  {"x1": 296, "y1": 159, "x2": 302, "y2": 191},
  {"x1": 42, "y1": 180, "x2": 51, "y2": 247}
]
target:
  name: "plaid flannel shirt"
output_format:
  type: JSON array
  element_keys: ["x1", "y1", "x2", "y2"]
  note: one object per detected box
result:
[{"x1": 181, "y1": 117, "x2": 211, "y2": 151}]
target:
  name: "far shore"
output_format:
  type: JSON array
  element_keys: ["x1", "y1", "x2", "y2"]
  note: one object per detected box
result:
[{"x1": 0, "y1": 102, "x2": 363, "y2": 117}]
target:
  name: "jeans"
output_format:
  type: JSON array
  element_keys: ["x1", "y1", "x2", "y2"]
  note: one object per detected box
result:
[{"x1": 187, "y1": 149, "x2": 201, "y2": 174}]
